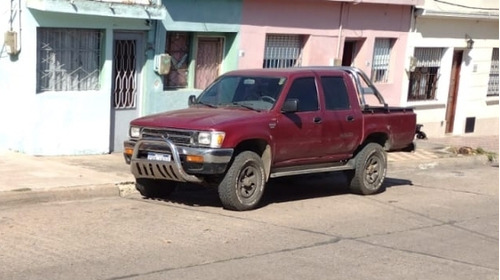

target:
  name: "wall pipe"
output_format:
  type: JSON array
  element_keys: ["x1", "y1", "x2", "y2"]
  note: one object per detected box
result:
[{"x1": 336, "y1": 2, "x2": 344, "y2": 60}]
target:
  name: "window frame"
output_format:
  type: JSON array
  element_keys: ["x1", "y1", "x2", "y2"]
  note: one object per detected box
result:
[
  {"x1": 371, "y1": 38, "x2": 394, "y2": 83},
  {"x1": 263, "y1": 34, "x2": 304, "y2": 69},
  {"x1": 36, "y1": 28, "x2": 102, "y2": 93},
  {"x1": 164, "y1": 31, "x2": 191, "y2": 90},
  {"x1": 487, "y1": 48, "x2": 499, "y2": 97},
  {"x1": 407, "y1": 48, "x2": 444, "y2": 101}
]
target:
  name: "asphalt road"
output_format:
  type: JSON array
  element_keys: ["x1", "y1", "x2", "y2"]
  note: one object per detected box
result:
[{"x1": 0, "y1": 163, "x2": 498, "y2": 280}]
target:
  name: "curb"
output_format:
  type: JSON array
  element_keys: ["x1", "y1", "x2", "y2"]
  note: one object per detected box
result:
[
  {"x1": 389, "y1": 154, "x2": 496, "y2": 171},
  {"x1": 0, "y1": 184, "x2": 123, "y2": 208},
  {"x1": 0, "y1": 155, "x2": 496, "y2": 207}
]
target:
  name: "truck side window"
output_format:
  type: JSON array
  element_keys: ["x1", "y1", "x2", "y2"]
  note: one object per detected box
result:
[
  {"x1": 321, "y1": 76, "x2": 350, "y2": 110},
  {"x1": 286, "y1": 77, "x2": 319, "y2": 112}
]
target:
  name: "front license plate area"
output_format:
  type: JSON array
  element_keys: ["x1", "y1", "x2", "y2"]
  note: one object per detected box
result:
[{"x1": 147, "y1": 152, "x2": 172, "y2": 162}]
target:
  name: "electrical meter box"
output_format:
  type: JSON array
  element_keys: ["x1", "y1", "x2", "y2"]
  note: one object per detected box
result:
[
  {"x1": 154, "y1": 54, "x2": 172, "y2": 75},
  {"x1": 4, "y1": 31, "x2": 18, "y2": 55}
]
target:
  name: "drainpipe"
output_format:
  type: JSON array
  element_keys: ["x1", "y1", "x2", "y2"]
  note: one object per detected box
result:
[{"x1": 336, "y1": 2, "x2": 345, "y2": 61}]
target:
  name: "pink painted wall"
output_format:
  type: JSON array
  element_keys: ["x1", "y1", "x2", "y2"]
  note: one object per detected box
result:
[{"x1": 239, "y1": 0, "x2": 413, "y2": 106}]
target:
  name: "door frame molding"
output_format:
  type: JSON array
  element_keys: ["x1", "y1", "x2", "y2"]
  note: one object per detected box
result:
[
  {"x1": 445, "y1": 49, "x2": 463, "y2": 134},
  {"x1": 110, "y1": 31, "x2": 145, "y2": 152}
]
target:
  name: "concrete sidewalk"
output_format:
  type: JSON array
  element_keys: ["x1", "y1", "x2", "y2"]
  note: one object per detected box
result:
[
  {"x1": 0, "y1": 135, "x2": 497, "y2": 206},
  {"x1": 0, "y1": 151, "x2": 135, "y2": 207}
]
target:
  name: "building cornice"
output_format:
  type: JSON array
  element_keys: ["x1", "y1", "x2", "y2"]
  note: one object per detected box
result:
[
  {"x1": 415, "y1": 8, "x2": 499, "y2": 21},
  {"x1": 26, "y1": 0, "x2": 166, "y2": 20}
]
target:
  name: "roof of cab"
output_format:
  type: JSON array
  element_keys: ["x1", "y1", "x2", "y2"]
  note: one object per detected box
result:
[{"x1": 222, "y1": 66, "x2": 359, "y2": 77}]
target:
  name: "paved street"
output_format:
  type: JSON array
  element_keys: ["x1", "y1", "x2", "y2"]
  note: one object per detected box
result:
[{"x1": 0, "y1": 162, "x2": 497, "y2": 280}]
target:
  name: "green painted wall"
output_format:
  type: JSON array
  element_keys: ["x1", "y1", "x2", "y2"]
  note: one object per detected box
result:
[{"x1": 141, "y1": 0, "x2": 242, "y2": 115}]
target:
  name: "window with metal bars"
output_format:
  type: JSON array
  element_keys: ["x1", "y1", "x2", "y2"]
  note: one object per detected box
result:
[
  {"x1": 113, "y1": 39, "x2": 137, "y2": 109},
  {"x1": 407, "y1": 48, "x2": 444, "y2": 101},
  {"x1": 487, "y1": 48, "x2": 499, "y2": 97},
  {"x1": 263, "y1": 34, "x2": 303, "y2": 68},
  {"x1": 371, "y1": 38, "x2": 394, "y2": 83},
  {"x1": 164, "y1": 32, "x2": 191, "y2": 89},
  {"x1": 37, "y1": 28, "x2": 102, "y2": 93}
]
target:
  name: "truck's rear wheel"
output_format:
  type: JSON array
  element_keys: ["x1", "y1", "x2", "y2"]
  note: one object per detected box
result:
[
  {"x1": 136, "y1": 178, "x2": 176, "y2": 198},
  {"x1": 218, "y1": 151, "x2": 266, "y2": 211},
  {"x1": 349, "y1": 143, "x2": 387, "y2": 195}
]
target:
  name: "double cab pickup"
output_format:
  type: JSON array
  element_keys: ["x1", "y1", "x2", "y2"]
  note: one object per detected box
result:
[{"x1": 124, "y1": 67, "x2": 416, "y2": 211}]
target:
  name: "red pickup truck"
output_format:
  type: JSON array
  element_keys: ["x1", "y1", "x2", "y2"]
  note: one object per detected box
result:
[{"x1": 124, "y1": 67, "x2": 416, "y2": 211}]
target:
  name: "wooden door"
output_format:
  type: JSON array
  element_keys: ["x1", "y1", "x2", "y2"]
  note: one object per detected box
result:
[
  {"x1": 445, "y1": 50, "x2": 462, "y2": 133},
  {"x1": 195, "y1": 37, "x2": 223, "y2": 89}
]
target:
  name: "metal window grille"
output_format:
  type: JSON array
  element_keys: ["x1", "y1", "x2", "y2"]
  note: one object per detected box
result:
[
  {"x1": 487, "y1": 48, "x2": 499, "y2": 96},
  {"x1": 371, "y1": 38, "x2": 393, "y2": 83},
  {"x1": 263, "y1": 34, "x2": 303, "y2": 68},
  {"x1": 113, "y1": 39, "x2": 137, "y2": 109},
  {"x1": 37, "y1": 28, "x2": 101, "y2": 92},
  {"x1": 408, "y1": 48, "x2": 444, "y2": 101},
  {"x1": 164, "y1": 32, "x2": 190, "y2": 89}
]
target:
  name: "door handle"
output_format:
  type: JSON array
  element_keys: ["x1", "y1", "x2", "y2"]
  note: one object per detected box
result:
[
  {"x1": 346, "y1": 115, "x2": 355, "y2": 122},
  {"x1": 313, "y1": 117, "x2": 322, "y2": 124}
]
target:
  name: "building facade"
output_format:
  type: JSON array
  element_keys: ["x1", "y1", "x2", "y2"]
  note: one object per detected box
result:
[
  {"x1": 405, "y1": 0, "x2": 499, "y2": 136},
  {"x1": 238, "y1": 0, "x2": 421, "y2": 107},
  {"x1": 1, "y1": 0, "x2": 167, "y2": 155},
  {"x1": 0, "y1": 0, "x2": 242, "y2": 155},
  {"x1": 9, "y1": 0, "x2": 488, "y2": 156}
]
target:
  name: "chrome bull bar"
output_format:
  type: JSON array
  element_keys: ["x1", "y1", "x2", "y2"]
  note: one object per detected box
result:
[
  {"x1": 130, "y1": 139, "x2": 233, "y2": 183},
  {"x1": 130, "y1": 139, "x2": 203, "y2": 183}
]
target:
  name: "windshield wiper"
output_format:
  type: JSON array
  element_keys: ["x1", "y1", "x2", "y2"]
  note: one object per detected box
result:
[
  {"x1": 231, "y1": 102, "x2": 261, "y2": 112},
  {"x1": 197, "y1": 101, "x2": 217, "y2": 108}
]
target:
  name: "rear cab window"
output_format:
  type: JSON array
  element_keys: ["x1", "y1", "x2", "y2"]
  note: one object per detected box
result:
[{"x1": 320, "y1": 76, "x2": 351, "y2": 110}]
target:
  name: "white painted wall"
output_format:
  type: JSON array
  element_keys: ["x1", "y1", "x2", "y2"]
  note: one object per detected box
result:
[
  {"x1": 405, "y1": 15, "x2": 499, "y2": 137},
  {"x1": 0, "y1": 1, "x2": 151, "y2": 155}
]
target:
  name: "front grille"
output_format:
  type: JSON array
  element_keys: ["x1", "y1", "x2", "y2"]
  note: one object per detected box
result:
[{"x1": 141, "y1": 128, "x2": 194, "y2": 146}]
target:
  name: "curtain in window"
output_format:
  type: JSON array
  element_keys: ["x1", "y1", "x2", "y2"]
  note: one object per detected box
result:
[
  {"x1": 372, "y1": 39, "x2": 391, "y2": 69},
  {"x1": 372, "y1": 38, "x2": 392, "y2": 82}
]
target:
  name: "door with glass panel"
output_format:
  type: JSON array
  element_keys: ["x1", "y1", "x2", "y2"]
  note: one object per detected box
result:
[{"x1": 111, "y1": 32, "x2": 144, "y2": 152}]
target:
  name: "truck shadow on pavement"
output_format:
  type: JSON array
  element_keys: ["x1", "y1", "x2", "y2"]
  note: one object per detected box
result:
[
  {"x1": 143, "y1": 173, "x2": 412, "y2": 209},
  {"x1": 260, "y1": 174, "x2": 412, "y2": 206}
]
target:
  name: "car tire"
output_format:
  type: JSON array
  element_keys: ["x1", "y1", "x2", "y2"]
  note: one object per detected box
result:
[
  {"x1": 135, "y1": 178, "x2": 176, "y2": 198},
  {"x1": 218, "y1": 151, "x2": 266, "y2": 211},
  {"x1": 349, "y1": 143, "x2": 387, "y2": 195}
]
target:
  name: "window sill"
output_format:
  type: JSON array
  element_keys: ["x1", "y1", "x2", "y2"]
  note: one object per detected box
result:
[
  {"x1": 486, "y1": 97, "x2": 499, "y2": 105},
  {"x1": 406, "y1": 100, "x2": 446, "y2": 110},
  {"x1": 163, "y1": 88, "x2": 203, "y2": 94}
]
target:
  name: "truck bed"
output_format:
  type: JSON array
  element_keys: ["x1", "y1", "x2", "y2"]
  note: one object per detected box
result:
[{"x1": 362, "y1": 107, "x2": 416, "y2": 152}]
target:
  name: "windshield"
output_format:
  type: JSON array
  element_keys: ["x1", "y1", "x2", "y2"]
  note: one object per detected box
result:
[{"x1": 196, "y1": 75, "x2": 286, "y2": 111}]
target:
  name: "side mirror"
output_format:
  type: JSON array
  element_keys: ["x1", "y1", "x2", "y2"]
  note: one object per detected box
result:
[
  {"x1": 281, "y1": 99, "x2": 298, "y2": 113},
  {"x1": 188, "y1": 95, "x2": 197, "y2": 106}
]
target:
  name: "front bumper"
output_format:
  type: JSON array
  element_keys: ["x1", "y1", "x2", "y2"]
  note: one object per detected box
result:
[{"x1": 124, "y1": 139, "x2": 233, "y2": 183}]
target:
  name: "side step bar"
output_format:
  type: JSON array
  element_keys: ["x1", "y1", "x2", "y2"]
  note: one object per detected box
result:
[{"x1": 270, "y1": 160, "x2": 355, "y2": 178}]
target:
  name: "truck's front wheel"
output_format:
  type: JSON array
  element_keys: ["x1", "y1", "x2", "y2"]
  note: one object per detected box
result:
[
  {"x1": 136, "y1": 178, "x2": 176, "y2": 199},
  {"x1": 218, "y1": 151, "x2": 266, "y2": 211},
  {"x1": 349, "y1": 143, "x2": 387, "y2": 195}
]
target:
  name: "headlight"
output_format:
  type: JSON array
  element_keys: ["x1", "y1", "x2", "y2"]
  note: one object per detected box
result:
[
  {"x1": 197, "y1": 131, "x2": 225, "y2": 148},
  {"x1": 130, "y1": 126, "x2": 141, "y2": 138}
]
